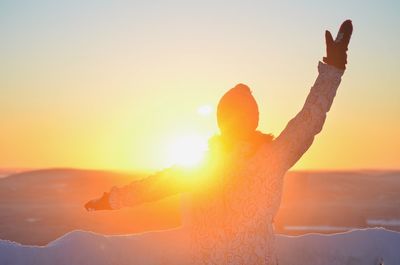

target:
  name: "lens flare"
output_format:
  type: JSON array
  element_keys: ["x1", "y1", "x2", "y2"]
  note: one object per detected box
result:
[{"x1": 197, "y1": 105, "x2": 213, "y2": 116}]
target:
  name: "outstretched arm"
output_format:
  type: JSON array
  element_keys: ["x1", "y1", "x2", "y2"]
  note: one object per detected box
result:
[
  {"x1": 272, "y1": 20, "x2": 353, "y2": 173},
  {"x1": 84, "y1": 165, "x2": 195, "y2": 211}
]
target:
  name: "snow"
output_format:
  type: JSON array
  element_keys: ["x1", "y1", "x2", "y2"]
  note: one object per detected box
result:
[
  {"x1": 276, "y1": 228, "x2": 400, "y2": 265},
  {"x1": 0, "y1": 227, "x2": 399, "y2": 265}
]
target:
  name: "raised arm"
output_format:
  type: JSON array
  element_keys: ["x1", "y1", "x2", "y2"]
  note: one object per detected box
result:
[
  {"x1": 84, "y1": 165, "x2": 196, "y2": 211},
  {"x1": 272, "y1": 20, "x2": 353, "y2": 173}
]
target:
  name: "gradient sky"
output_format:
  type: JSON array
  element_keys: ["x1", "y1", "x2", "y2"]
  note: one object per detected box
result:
[{"x1": 1, "y1": 1, "x2": 399, "y2": 172}]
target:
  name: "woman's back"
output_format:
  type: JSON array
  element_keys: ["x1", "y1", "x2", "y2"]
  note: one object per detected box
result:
[
  {"x1": 182, "y1": 139, "x2": 281, "y2": 265},
  {"x1": 181, "y1": 58, "x2": 348, "y2": 264}
]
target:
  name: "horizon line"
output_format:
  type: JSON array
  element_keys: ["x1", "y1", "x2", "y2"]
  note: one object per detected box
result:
[{"x1": 1, "y1": 166, "x2": 400, "y2": 175}]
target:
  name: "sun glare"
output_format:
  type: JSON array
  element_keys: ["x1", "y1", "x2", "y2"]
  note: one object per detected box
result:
[{"x1": 165, "y1": 134, "x2": 208, "y2": 167}]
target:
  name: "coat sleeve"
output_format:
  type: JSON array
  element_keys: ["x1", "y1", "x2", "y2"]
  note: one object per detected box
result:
[
  {"x1": 108, "y1": 165, "x2": 195, "y2": 209},
  {"x1": 271, "y1": 61, "x2": 345, "y2": 173}
]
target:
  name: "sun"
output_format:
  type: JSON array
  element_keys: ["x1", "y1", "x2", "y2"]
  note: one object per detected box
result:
[{"x1": 165, "y1": 133, "x2": 208, "y2": 167}]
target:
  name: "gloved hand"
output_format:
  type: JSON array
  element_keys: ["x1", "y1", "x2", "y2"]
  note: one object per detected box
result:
[
  {"x1": 323, "y1": 20, "x2": 353, "y2": 70},
  {"x1": 84, "y1": 192, "x2": 113, "y2": 211}
]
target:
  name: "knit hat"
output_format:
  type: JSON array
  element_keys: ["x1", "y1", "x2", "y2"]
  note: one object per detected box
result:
[{"x1": 217, "y1": 83, "x2": 259, "y2": 137}]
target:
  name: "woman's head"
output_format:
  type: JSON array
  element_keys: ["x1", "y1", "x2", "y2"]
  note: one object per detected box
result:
[{"x1": 217, "y1": 83, "x2": 259, "y2": 140}]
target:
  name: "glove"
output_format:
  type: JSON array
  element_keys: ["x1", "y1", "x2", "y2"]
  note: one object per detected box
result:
[
  {"x1": 84, "y1": 192, "x2": 113, "y2": 211},
  {"x1": 323, "y1": 20, "x2": 353, "y2": 70}
]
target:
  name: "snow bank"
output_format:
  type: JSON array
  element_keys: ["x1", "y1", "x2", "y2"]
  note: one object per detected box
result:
[
  {"x1": 275, "y1": 228, "x2": 400, "y2": 265},
  {"x1": 0, "y1": 228, "x2": 399, "y2": 265}
]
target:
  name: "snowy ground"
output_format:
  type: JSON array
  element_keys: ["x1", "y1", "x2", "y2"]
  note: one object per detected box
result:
[
  {"x1": 0, "y1": 227, "x2": 399, "y2": 265},
  {"x1": 1, "y1": 169, "x2": 399, "y2": 264}
]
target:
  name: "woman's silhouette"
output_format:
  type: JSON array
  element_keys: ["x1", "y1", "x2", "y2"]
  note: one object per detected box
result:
[{"x1": 85, "y1": 20, "x2": 353, "y2": 265}]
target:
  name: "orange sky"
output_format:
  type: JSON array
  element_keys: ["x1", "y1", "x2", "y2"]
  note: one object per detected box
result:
[{"x1": 1, "y1": 1, "x2": 399, "y2": 172}]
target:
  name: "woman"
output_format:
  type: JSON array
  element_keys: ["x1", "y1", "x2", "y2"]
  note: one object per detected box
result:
[{"x1": 85, "y1": 20, "x2": 353, "y2": 265}]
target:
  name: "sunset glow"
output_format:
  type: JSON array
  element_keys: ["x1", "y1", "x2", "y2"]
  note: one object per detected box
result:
[
  {"x1": 1, "y1": 1, "x2": 399, "y2": 172},
  {"x1": 164, "y1": 134, "x2": 208, "y2": 168}
]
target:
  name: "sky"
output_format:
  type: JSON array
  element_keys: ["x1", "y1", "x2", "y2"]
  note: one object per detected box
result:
[{"x1": 1, "y1": 0, "x2": 399, "y2": 172}]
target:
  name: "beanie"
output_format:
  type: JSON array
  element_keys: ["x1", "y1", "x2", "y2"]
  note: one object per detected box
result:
[{"x1": 216, "y1": 83, "x2": 259, "y2": 136}]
